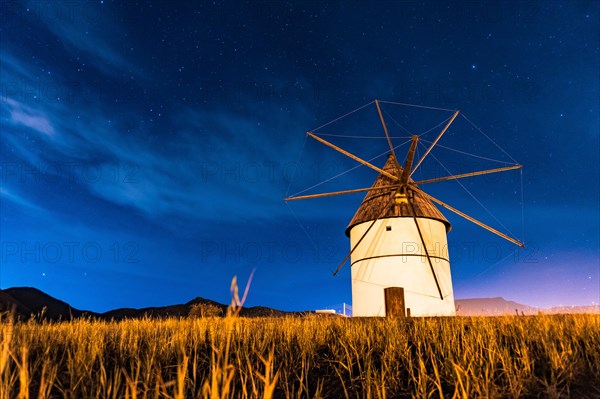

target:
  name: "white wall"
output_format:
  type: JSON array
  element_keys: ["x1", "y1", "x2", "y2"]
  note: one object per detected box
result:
[{"x1": 350, "y1": 217, "x2": 456, "y2": 317}]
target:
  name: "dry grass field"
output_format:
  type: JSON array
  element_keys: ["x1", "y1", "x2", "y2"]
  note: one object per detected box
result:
[{"x1": 1, "y1": 310, "x2": 599, "y2": 399}]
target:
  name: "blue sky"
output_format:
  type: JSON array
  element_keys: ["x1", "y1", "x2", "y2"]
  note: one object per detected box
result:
[{"x1": 1, "y1": 1, "x2": 598, "y2": 311}]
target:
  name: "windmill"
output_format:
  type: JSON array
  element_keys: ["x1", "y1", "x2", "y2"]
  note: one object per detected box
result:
[{"x1": 285, "y1": 100, "x2": 524, "y2": 317}]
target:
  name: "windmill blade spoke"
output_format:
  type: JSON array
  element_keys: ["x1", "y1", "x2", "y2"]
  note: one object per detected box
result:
[
  {"x1": 401, "y1": 135, "x2": 419, "y2": 183},
  {"x1": 375, "y1": 99, "x2": 396, "y2": 159},
  {"x1": 413, "y1": 186, "x2": 525, "y2": 247},
  {"x1": 413, "y1": 165, "x2": 522, "y2": 185},
  {"x1": 307, "y1": 132, "x2": 399, "y2": 181},
  {"x1": 407, "y1": 198, "x2": 443, "y2": 300},
  {"x1": 284, "y1": 185, "x2": 400, "y2": 201},
  {"x1": 333, "y1": 190, "x2": 399, "y2": 276},
  {"x1": 410, "y1": 110, "x2": 460, "y2": 176}
]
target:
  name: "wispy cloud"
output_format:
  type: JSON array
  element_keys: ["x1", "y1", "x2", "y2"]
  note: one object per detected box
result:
[
  {"x1": 83, "y1": 106, "x2": 309, "y2": 222},
  {"x1": 5, "y1": 98, "x2": 55, "y2": 137},
  {"x1": 0, "y1": 187, "x2": 44, "y2": 212},
  {"x1": 1, "y1": 49, "x2": 312, "y2": 224}
]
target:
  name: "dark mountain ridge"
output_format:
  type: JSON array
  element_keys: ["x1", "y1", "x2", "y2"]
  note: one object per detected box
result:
[
  {"x1": 0, "y1": 287, "x2": 291, "y2": 321},
  {"x1": 0, "y1": 287, "x2": 94, "y2": 321},
  {"x1": 1, "y1": 287, "x2": 597, "y2": 321}
]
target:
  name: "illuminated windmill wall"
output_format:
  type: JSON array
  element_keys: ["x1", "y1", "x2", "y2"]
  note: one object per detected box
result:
[{"x1": 285, "y1": 100, "x2": 524, "y2": 317}]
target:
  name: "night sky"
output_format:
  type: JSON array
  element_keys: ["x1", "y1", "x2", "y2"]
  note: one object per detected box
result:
[{"x1": 1, "y1": 1, "x2": 598, "y2": 312}]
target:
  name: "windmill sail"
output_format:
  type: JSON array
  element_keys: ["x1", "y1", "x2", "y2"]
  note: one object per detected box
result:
[{"x1": 285, "y1": 100, "x2": 523, "y2": 317}]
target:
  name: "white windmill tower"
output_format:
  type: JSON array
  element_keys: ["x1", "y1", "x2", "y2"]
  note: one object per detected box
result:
[{"x1": 285, "y1": 100, "x2": 524, "y2": 317}]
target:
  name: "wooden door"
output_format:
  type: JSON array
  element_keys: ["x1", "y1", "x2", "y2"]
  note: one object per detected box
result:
[{"x1": 384, "y1": 287, "x2": 406, "y2": 317}]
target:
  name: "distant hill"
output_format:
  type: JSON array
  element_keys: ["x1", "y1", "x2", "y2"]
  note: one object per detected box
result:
[
  {"x1": 0, "y1": 287, "x2": 292, "y2": 321},
  {"x1": 454, "y1": 297, "x2": 538, "y2": 316},
  {"x1": 541, "y1": 305, "x2": 600, "y2": 315},
  {"x1": 0, "y1": 289, "x2": 33, "y2": 316},
  {"x1": 101, "y1": 296, "x2": 289, "y2": 320},
  {"x1": 454, "y1": 297, "x2": 600, "y2": 316},
  {"x1": 1, "y1": 287, "x2": 597, "y2": 321},
  {"x1": 0, "y1": 287, "x2": 98, "y2": 321}
]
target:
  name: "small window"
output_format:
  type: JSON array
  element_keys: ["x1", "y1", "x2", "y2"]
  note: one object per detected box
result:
[{"x1": 386, "y1": 226, "x2": 392, "y2": 231}]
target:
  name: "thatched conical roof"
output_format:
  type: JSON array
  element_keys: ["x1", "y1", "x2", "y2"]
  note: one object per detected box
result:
[{"x1": 345, "y1": 154, "x2": 451, "y2": 237}]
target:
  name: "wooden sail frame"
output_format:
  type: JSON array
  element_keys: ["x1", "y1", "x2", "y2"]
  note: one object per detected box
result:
[
  {"x1": 413, "y1": 165, "x2": 522, "y2": 185},
  {"x1": 375, "y1": 99, "x2": 396, "y2": 159},
  {"x1": 410, "y1": 110, "x2": 460, "y2": 176},
  {"x1": 284, "y1": 101, "x2": 525, "y2": 275}
]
